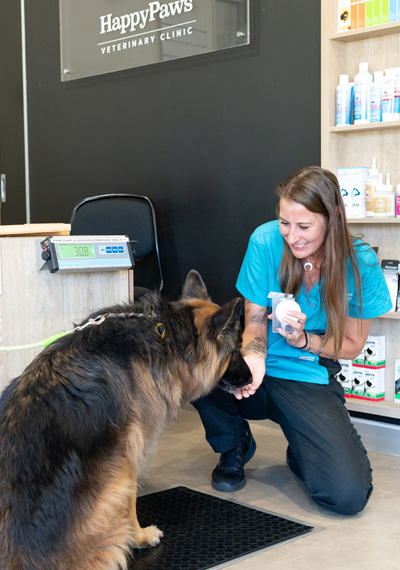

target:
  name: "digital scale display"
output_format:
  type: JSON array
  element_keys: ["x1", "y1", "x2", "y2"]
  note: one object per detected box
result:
[
  {"x1": 37, "y1": 236, "x2": 134, "y2": 273},
  {"x1": 58, "y1": 243, "x2": 95, "y2": 259}
]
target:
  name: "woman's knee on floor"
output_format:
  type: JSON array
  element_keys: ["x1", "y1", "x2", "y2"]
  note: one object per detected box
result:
[
  {"x1": 308, "y1": 470, "x2": 373, "y2": 515},
  {"x1": 287, "y1": 446, "x2": 373, "y2": 515}
]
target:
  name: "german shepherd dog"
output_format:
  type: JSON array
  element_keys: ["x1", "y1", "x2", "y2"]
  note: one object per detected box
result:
[{"x1": 0, "y1": 270, "x2": 251, "y2": 570}]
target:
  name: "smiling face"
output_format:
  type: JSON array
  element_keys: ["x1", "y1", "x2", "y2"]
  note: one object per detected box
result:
[{"x1": 278, "y1": 197, "x2": 328, "y2": 261}]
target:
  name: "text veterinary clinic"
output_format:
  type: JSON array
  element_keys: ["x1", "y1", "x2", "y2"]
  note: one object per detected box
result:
[{"x1": 98, "y1": 0, "x2": 194, "y2": 55}]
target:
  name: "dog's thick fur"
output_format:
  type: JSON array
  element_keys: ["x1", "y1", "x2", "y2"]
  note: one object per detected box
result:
[{"x1": 0, "y1": 271, "x2": 249, "y2": 570}]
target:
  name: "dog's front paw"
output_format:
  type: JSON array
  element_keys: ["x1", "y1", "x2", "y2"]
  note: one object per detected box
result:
[{"x1": 136, "y1": 525, "x2": 163, "y2": 548}]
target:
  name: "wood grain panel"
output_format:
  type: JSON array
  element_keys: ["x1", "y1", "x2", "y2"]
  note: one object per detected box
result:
[{"x1": 0, "y1": 237, "x2": 130, "y2": 391}]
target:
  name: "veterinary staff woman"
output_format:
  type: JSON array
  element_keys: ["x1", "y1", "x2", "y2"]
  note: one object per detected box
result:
[{"x1": 193, "y1": 166, "x2": 392, "y2": 515}]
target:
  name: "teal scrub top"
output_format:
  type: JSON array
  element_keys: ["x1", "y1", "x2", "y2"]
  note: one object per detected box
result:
[{"x1": 236, "y1": 220, "x2": 392, "y2": 385}]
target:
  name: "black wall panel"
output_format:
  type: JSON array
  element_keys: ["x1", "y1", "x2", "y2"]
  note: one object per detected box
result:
[{"x1": 21, "y1": 1, "x2": 320, "y2": 302}]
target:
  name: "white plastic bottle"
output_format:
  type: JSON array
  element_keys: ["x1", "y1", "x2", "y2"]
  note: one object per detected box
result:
[
  {"x1": 336, "y1": 74, "x2": 352, "y2": 125},
  {"x1": 385, "y1": 67, "x2": 400, "y2": 120},
  {"x1": 385, "y1": 174, "x2": 395, "y2": 217},
  {"x1": 373, "y1": 173, "x2": 388, "y2": 217},
  {"x1": 393, "y1": 72, "x2": 400, "y2": 120},
  {"x1": 370, "y1": 71, "x2": 383, "y2": 123},
  {"x1": 382, "y1": 74, "x2": 395, "y2": 122},
  {"x1": 396, "y1": 184, "x2": 400, "y2": 217},
  {"x1": 366, "y1": 157, "x2": 380, "y2": 217},
  {"x1": 354, "y1": 62, "x2": 373, "y2": 124}
]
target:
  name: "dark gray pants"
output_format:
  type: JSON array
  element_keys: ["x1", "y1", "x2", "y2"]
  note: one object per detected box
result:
[{"x1": 193, "y1": 362, "x2": 373, "y2": 516}]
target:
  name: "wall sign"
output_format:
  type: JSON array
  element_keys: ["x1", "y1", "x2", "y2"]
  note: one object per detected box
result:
[{"x1": 59, "y1": 0, "x2": 250, "y2": 81}]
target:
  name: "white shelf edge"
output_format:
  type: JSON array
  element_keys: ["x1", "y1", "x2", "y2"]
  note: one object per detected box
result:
[
  {"x1": 331, "y1": 21, "x2": 400, "y2": 42},
  {"x1": 347, "y1": 218, "x2": 400, "y2": 224},
  {"x1": 378, "y1": 313, "x2": 400, "y2": 320},
  {"x1": 346, "y1": 398, "x2": 400, "y2": 420},
  {"x1": 330, "y1": 120, "x2": 400, "y2": 133}
]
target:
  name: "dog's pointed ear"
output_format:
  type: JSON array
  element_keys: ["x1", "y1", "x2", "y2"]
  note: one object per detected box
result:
[
  {"x1": 181, "y1": 270, "x2": 210, "y2": 300},
  {"x1": 209, "y1": 297, "x2": 244, "y2": 339}
]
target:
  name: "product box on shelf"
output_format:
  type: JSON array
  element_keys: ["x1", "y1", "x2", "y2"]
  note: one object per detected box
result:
[
  {"x1": 363, "y1": 364, "x2": 385, "y2": 400},
  {"x1": 389, "y1": 0, "x2": 399, "y2": 22},
  {"x1": 350, "y1": 0, "x2": 367, "y2": 27},
  {"x1": 337, "y1": 167, "x2": 368, "y2": 218},
  {"x1": 364, "y1": 335, "x2": 386, "y2": 365},
  {"x1": 373, "y1": 0, "x2": 382, "y2": 24},
  {"x1": 352, "y1": 364, "x2": 365, "y2": 396},
  {"x1": 381, "y1": 0, "x2": 390, "y2": 23},
  {"x1": 395, "y1": 359, "x2": 400, "y2": 403},
  {"x1": 366, "y1": 0, "x2": 373, "y2": 25},
  {"x1": 347, "y1": 336, "x2": 386, "y2": 400},
  {"x1": 353, "y1": 347, "x2": 366, "y2": 365},
  {"x1": 338, "y1": 1, "x2": 351, "y2": 31},
  {"x1": 351, "y1": 0, "x2": 358, "y2": 28},
  {"x1": 338, "y1": 359, "x2": 353, "y2": 395},
  {"x1": 381, "y1": 259, "x2": 399, "y2": 311},
  {"x1": 359, "y1": 0, "x2": 366, "y2": 26}
]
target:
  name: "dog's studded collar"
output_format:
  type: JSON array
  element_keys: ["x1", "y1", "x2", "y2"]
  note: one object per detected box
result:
[
  {"x1": 76, "y1": 312, "x2": 166, "y2": 339},
  {"x1": 75, "y1": 312, "x2": 167, "y2": 341},
  {"x1": 41, "y1": 312, "x2": 148, "y2": 347},
  {"x1": 74, "y1": 312, "x2": 146, "y2": 331}
]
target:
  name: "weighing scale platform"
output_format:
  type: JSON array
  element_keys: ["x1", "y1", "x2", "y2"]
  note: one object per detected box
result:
[{"x1": 129, "y1": 486, "x2": 321, "y2": 570}]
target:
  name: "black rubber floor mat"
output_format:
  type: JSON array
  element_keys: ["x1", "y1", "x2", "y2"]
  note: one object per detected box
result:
[{"x1": 128, "y1": 486, "x2": 316, "y2": 570}]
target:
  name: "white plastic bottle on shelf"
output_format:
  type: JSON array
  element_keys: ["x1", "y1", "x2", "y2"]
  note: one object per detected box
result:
[
  {"x1": 385, "y1": 67, "x2": 400, "y2": 120},
  {"x1": 373, "y1": 174, "x2": 388, "y2": 217},
  {"x1": 385, "y1": 174, "x2": 395, "y2": 217},
  {"x1": 382, "y1": 74, "x2": 395, "y2": 122},
  {"x1": 370, "y1": 71, "x2": 383, "y2": 123},
  {"x1": 336, "y1": 74, "x2": 352, "y2": 125},
  {"x1": 394, "y1": 72, "x2": 400, "y2": 120},
  {"x1": 354, "y1": 62, "x2": 373, "y2": 124},
  {"x1": 396, "y1": 184, "x2": 400, "y2": 217},
  {"x1": 366, "y1": 158, "x2": 380, "y2": 217}
]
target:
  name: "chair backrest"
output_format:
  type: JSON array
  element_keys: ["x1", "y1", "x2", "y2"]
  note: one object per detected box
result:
[{"x1": 70, "y1": 193, "x2": 163, "y2": 291}]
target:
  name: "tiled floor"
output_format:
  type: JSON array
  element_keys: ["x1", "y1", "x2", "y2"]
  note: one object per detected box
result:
[{"x1": 140, "y1": 406, "x2": 399, "y2": 570}]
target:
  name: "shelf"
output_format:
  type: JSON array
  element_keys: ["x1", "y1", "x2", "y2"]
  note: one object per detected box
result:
[
  {"x1": 347, "y1": 218, "x2": 400, "y2": 224},
  {"x1": 378, "y1": 312, "x2": 400, "y2": 320},
  {"x1": 346, "y1": 398, "x2": 400, "y2": 420},
  {"x1": 330, "y1": 120, "x2": 400, "y2": 133},
  {"x1": 331, "y1": 21, "x2": 400, "y2": 42}
]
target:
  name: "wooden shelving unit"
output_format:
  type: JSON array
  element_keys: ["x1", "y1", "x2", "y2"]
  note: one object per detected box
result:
[
  {"x1": 330, "y1": 20, "x2": 400, "y2": 42},
  {"x1": 347, "y1": 218, "x2": 400, "y2": 224},
  {"x1": 330, "y1": 120, "x2": 400, "y2": 133},
  {"x1": 321, "y1": 1, "x2": 400, "y2": 419}
]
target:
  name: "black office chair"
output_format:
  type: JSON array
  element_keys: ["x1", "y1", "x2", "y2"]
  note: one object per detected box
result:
[{"x1": 69, "y1": 194, "x2": 164, "y2": 292}]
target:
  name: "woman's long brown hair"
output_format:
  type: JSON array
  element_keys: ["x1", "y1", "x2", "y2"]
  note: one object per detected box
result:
[{"x1": 276, "y1": 166, "x2": 363, "y2": 358}]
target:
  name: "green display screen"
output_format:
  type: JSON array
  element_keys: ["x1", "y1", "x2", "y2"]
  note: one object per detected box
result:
[{"x1": 58, "y1": 243, "x2": 95, "y2": 259}]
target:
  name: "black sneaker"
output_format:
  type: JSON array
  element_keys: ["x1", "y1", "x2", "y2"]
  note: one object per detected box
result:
[{"x1": 211, "y1": 422, "x2": 256, "y2": 492}]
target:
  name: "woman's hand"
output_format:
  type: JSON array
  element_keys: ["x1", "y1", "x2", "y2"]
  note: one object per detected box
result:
[
  {"x1": 233, "y1": 352, "x2": 266, "y2": 400},
  {"x1": 236, "y1": 299, "x2": 268, "y2": 400},
  {"x1": 269, "y1": 309, "x2": 308, "y2": 348}
]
